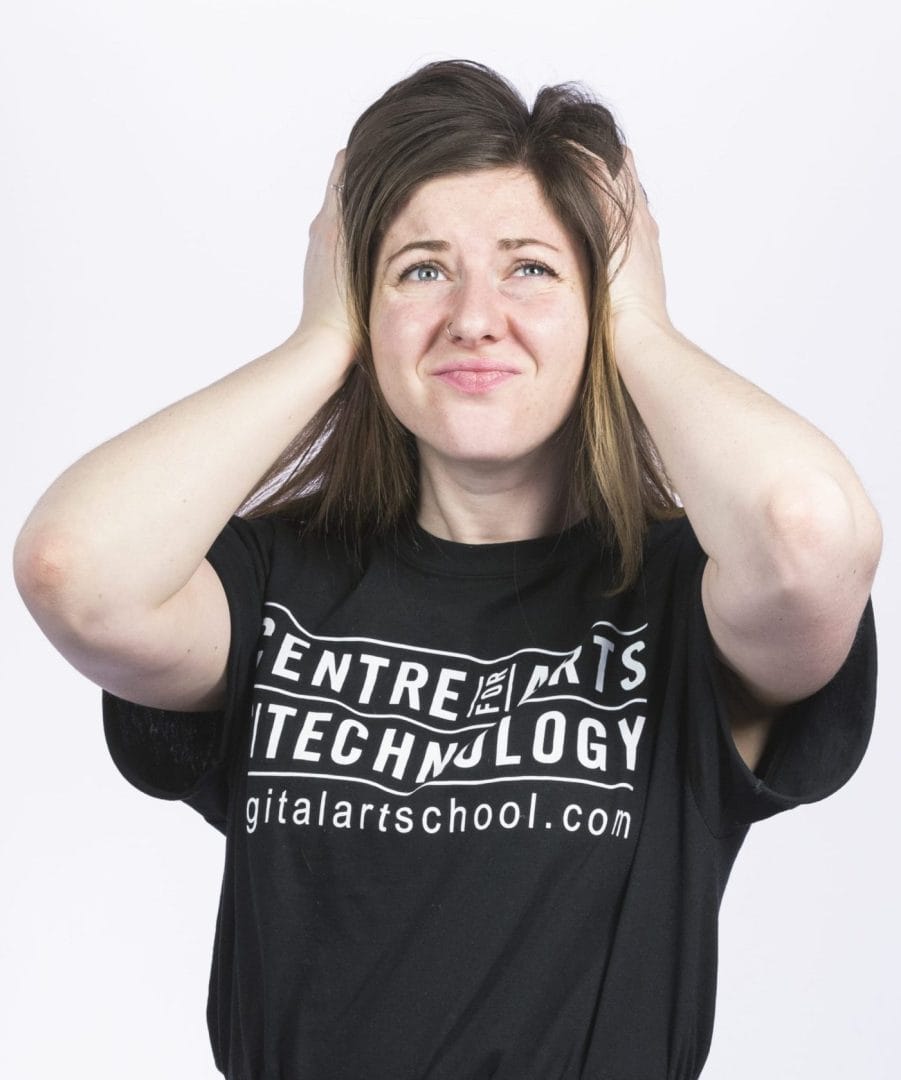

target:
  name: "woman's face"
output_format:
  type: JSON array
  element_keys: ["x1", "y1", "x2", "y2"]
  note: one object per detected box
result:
[{"x1": 368, "y1": 167, "x2": 591, "y2": 476}]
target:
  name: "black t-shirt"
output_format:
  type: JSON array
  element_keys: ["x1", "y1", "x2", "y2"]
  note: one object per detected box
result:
[{"x1": 102, "y1": 514, "x2": 876, "y2": 1080}]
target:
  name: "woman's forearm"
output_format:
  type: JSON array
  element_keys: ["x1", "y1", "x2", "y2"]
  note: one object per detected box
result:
[
  {"x1": 601, "y1": 149, "x2": 881, "y2": 595},
  {"x1": 14, "y1": 328, "x2": 352, "y2": 626},
  {"x1": 612, "y1": 312, "x2": 882, "y2": 588},
  {"x1": 16, "y1": 150, "x2": 354, "y2": 636}
]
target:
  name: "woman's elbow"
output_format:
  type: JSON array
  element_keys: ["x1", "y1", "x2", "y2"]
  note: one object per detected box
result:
[
  {"x1": 14, "y1": 526, "x2": 72, "y2": 612},
  {"x1": 762, "y1": 471, "x2": 882, "y2": 610},
  {"x1": 13, "y1": 524, "x2": 111, "y2": 640}
]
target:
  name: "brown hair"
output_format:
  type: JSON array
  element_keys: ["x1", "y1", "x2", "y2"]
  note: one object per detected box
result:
[{"x1": 240, "y1": 59, "x2": 682, "y2": 589}]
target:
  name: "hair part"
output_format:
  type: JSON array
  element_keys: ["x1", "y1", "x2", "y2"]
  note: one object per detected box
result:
[{"x1": 240, "y1": 59, "x2": 683, "y2": 590}]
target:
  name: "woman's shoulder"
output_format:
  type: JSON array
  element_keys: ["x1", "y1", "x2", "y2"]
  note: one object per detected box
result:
[
  {"x1": 643, "y1": 511, "x2": 695, "y2": 555},
  {"x1": 223, "y1": 509, "x2": 322, "y2": 557},
  {"x1": 638, "y1": 511, "x2": 705, "y2": 591}
]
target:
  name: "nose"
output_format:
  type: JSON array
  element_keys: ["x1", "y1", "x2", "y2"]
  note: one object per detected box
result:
[{"x1": 445, "y1": 275, "x2": 507, "y2": 346}]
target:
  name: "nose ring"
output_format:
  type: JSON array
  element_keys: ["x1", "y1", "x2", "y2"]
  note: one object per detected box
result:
[{"x1": 445, "y1": 321, "x2": 456, "y2": 340}]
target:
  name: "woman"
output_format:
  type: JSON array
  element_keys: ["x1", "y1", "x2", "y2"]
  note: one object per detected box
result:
[{"x1": 14, "y1": 60, "x2": 880, "y2": 1080}]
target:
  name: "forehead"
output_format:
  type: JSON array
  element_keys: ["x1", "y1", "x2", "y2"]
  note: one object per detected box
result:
[{"x1": 382, "y1": 167, "x2": 571, "y2": 246}]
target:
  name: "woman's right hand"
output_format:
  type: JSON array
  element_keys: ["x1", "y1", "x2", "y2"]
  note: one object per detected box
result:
[{"x1": 293, "y1": 150, "x2": 356, "y2": 368}]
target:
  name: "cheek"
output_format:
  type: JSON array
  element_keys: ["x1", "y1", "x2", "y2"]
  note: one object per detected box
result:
[
  {"x1": 368, "y1": 301, "x2": 392, "y2": 364},
  {"x1": 369, "y1": 297, "x2": 441, "y2": 410},
  {"x1": 370, "y1": 297, "x2": 427, "y2": 366},
  {"x1": 369, "y1": 350, "x2": 403, "y2": 415},
  {"x1": 369, "y1": 304, "x2": 402, "y2": 395},
  {"x1": 519, "y1": 287, "x2": 589, "y2": 340},
  {"x1": 369, "y1": 332, "x2": 417, "y2": 427}
]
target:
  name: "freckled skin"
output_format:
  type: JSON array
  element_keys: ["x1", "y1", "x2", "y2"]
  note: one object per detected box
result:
[{"x1": 368, "y1": 168, "x2": 591, "y2": 476}]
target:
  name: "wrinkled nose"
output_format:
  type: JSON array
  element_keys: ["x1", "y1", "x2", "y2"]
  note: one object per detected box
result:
[{"x1": 445, "y1": 277, "x2": 507, "y2": 345}]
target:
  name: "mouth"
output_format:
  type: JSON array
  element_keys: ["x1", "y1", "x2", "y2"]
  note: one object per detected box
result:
[{"x1": 431, "y1": 359, "x2": 519, "y2": 394}]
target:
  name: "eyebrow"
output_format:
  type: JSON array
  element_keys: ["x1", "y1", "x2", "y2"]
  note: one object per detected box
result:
[{"x1": 383, "y1": 237, "x2": 561, "y2": 267}]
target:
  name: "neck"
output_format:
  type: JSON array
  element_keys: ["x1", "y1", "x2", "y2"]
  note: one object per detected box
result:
[{"x1": 415, "y1": 444, "x2": 580, "y2": 544}]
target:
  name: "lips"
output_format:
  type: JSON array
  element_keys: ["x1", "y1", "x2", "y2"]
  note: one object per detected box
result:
[{"x1": 431, "y1": 358, "x2": 519, "y2": 394}]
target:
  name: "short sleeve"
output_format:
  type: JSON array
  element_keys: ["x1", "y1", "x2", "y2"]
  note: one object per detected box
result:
[
  {"x1": 672, "y1": 523, "x2": 877, "y2": 837},
  {"x1": 101, "y1": 514, "x2": 275, "y2": 832}
]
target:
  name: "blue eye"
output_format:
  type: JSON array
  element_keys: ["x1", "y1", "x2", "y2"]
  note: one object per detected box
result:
[
  {"x1": 515, "y1": 261, "x2": 556, "y2": 277},
  {"x1": 402, "y1": 263, "x2": 444, "y2": 282}
]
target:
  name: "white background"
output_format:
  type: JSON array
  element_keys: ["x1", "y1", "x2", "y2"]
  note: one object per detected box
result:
[{"x1": 2, "y1": 1, "x2": 898, "y2": 1077}]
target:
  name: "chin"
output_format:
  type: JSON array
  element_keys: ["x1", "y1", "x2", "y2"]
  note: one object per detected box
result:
[{"x1": 422, "y1": 431, "x2": 558, "y2": 471}]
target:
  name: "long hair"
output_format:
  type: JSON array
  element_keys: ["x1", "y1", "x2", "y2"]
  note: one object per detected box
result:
[{"x1": 240, "y1": 59, "x2": 682, "y2": 589}]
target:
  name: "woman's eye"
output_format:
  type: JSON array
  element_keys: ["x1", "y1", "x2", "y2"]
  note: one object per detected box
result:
[
  {"x1": 514, "y1": 261, "x2": 557, "y2": 278},
  {"x1": 402, "y1": 263, "x2": 445, "y2": 283}
]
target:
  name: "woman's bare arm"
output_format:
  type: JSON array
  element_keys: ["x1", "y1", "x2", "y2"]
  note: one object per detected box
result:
[
  {"x1": 14, "y1": 152, "x2": 354, "y2": 712},
  {"x1": 605, "y1": 150, "x2": 882, "y2": 762}
]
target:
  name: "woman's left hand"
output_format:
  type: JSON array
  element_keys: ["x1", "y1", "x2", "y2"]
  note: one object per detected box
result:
[{"x1": 604, "y1": 148, "x2": 673, "y2": 337}]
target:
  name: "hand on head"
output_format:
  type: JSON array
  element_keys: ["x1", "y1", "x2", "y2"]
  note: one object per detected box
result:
[
  {"x1": 293, "y1": 149, "x2": 356, "y2": 365},
  {"x1": 573, "y1": 143, "x2": 672, "y2": 333},
  {"x1": 606, "y1": 148, "x2": 670, "y2": 330}
]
